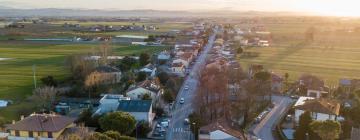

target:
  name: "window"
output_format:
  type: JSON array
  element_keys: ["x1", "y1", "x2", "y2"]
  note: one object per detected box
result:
[
  {"x1": 29, "y1": 131, "x2": 33, "y2": 137},
  {"x1": 15, "y1": 130, "x2": 20, "y2": 136},
  {"x1": 48, "y1": 132, "x2": 53, "y2": 138}
]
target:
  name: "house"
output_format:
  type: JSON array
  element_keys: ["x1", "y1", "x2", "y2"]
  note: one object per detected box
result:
[
  {"x1": 139, "y1": 64, "x2": 157, "y2": 78},
  {"x1": 171, "y1": 62, "x2": 186, "y2": 76},
  {"x1": 339, "y1": 78, "x2": 360, "y2": 95},
  {"x1": 271, "y1": 73, "x2": 283, "y2": 93},
  {"x1": 294, "y1": 97, "x2": 340, "y2": 124},
  {"x1": 172, "y1": 53, "x2": 192, "y2": 68},
  {"x1": 199, "y1": 118, "x2": 244, "y2": 140},
  {"x1": 94, "y1": 94, "x2": 130, "y2": 115},
  {"x1": 258, "y1": 40, "x2": 270, "y2": 47},
  {"x1": 299, "y1": 74, "x2": 328, "y2": 98},
  {"x1": 86, "y1": 66, "x2": 122, "y2": 86},
  {"x1": 117, "y1": 100, "x2": 155, "y2": 124},
  {"x1": 157, "y1": 51, "x2": 171, "y2": 61},
  {"x1": 126, "y1": 80, "x2": 163, "y2": 102},
  {"x1": 6, "y1": 114, "x2": 75, "y2": 140}
]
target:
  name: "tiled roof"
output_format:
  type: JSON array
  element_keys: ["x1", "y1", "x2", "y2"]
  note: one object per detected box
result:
[
  {"x1": 126, "y1": 80, "x2": 161, "y2": 93},
  {"x1": 172, "y1": 62, "x2": 184, "y2": 67},
  {"x1": 199, "y1": 118, "x2": 243, "y2": 140},
  {"x1": 294, "y1": 98, "x2": 340, "y2": 115},
  {"x1": 6, "y1": 114, "x2": 75, "y2": 132},
  {"x1": 117, "y1": 100, "x2": 152, "y2": 112}
]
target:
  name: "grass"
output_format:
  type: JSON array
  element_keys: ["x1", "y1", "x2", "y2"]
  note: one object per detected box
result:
[
  {"x1": 0, "y1": 41, "x2": 169, "y2": 120},
  {"x1": 238, "y1": 21, "x2": 360, "y2": 85}
]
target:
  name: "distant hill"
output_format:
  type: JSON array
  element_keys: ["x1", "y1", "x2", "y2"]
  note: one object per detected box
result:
[{"x1": 0, "y1": 8, "x2": 310, "y2": 17}]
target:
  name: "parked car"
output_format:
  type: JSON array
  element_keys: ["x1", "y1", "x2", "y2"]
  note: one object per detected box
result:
[
  {"x1": 180, "y1": 98, "x2": 185, "y2": 104},
  {"x1": 184, "y1": 118, "x2": 190, "y2": 125},
  {"x1": 255, "y1": 111, "x2": 269, "y2": 123}
]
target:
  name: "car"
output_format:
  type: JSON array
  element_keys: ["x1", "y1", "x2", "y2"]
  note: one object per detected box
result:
[
  {"x1": 179, "y1": 98, "x2": 185, "y2": 104},
  {"x1": 184, "y1": 85, "x2": 189, "y2": 90},
  {"x1": 184, "y1": 118, "x2": 190, "y2": 125}
]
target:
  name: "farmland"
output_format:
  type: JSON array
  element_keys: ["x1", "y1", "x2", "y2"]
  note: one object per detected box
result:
[
  {"x1": 238, "y1": 19, "x2": 360, "y2": 85},
  {"x1": 0, "y1": 41, "x2": 170, "y2": 120}
]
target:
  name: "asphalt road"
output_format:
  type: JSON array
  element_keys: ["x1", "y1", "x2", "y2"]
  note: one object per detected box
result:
[
  {"x1": 251, "y1": 96, "x2": 294, "y2": 140},
  {"x1": 166, "y1": 32, "x2": 217, "y2": 140}
]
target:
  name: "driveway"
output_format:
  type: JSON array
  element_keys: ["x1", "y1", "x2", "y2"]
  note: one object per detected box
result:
[{"x1": 250, "y1": 96, "x2": 294, "y2": 140}]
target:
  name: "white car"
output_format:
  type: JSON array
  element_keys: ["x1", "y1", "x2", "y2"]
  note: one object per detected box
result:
[
  {"x1": 184, "y1": 85, "x2": 189, "y2": 90},
  {"x1": 179, "y1": 98, "x2": 185, "y2": 104}
]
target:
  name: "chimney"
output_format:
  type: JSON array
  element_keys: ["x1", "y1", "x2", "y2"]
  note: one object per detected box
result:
[
  {"x1": 12, "y1": 120, "x2": 15, "y2": 124},
  {"x1": 20, "y1": 115, "x2": 24, "y2": 120}
]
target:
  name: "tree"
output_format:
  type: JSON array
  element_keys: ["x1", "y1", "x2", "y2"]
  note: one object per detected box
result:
[
  {"x1": 65, "y1": 54, "x2": 95, "y2": 80},
  {"x1": 136, "y1": 121, "x2": 152, "y2": 138},
  {"x1": 0, "y1": 117, "x2": 7, "y2": 130},
  {"x1": 284, "y1": 73, "x2": 289, "y2": 91},
  {"x1": 117, "y1": 56, "x2": 137, "y2": 72},
  {"x1": 294, "y1": 111, "x2": 313, "y2": 140},
  {"x1": 237, "y1": 47, "x2": 243, "y2": 54},
  {"x1": 40, "y1": 75, "x2": 58, "y2": 87},
  {"x1": 99, "y1": 112, "x2": 136, "y2": 135},
  {"x1": 157, "y1": 72, "x2": 169, "y2": 85},
  {"x1": 142, "y1": 94, "x2": 152, "y2": 100},
  {"x1": 77, "y1": 108, "x2": 101, "y2": 128},
  {"x1": 89, "y1": 132, "x2": 113, "y2": 140},
  {"x1": 162, "y1": 89, "x2": 174, "y2": 103},
  {"x1": 103, "y1": 131, "x2": 122, "y2": 140},
  {"x1": 254, "y1": 71, "x2": 272, "y2": 101},
  {"x1": 32, "y1": 86, "x2": 58, "y2": 111},
  {"x1": 139, "y1": 53, "x2": 150, "y2": 66},
  {"x1": 136, "y1": 72, "x2": 147, "y2": 82},
  {"x1": 188, "y1": 112, "x2": 203, "y2": 140},
  {"x1": 310, "y1": 120, "x2": 341, "y2": 140}
]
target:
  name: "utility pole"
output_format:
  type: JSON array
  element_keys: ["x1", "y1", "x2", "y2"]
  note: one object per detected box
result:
[{"x1": 32, "y1": 64, "x2": 37, "y2": 89}]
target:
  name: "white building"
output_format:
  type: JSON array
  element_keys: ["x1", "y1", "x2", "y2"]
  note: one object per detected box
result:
[
  {"x1": 294, "y1": 97, "x2": 340, "y2": 124},
  {"x1": 126, "y1": 80, "x2": 163, "y2": 102},
  {"x1": 199, "y1": 119, "x2": 243, "y2": 140}
]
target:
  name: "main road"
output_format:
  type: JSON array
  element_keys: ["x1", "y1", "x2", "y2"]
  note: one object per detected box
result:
[
  {"x1": 250, "y1": 96, "x2": 294, "y2": 140},
  {"x1": 166, "y1": 29, "x2": 217, "y2": 140}
]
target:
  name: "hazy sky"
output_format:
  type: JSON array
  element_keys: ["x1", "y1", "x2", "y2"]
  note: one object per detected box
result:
[{"x1": 1, "y1": 0, "x2": 359, "y2": 16}]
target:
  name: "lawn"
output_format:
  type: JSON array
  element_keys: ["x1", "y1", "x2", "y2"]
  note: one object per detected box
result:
[
  {"x1": 0, "y1": 41, "x2": 169, "y2": 120},
  {"x1": 238, "y1": 19, "x2": 360, "y2": 85}
]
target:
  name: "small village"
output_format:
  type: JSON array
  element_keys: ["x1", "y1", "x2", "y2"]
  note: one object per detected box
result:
[{"x1": 1, "y1": 8, "x2": 360, "y2": 140}]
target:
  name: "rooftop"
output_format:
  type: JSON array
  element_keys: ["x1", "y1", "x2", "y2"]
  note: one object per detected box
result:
[
  {"x1": 294, "y1": 98, "x2": 340, "y2": 115},
  {"x1": 6, "y1": 114, "x2": 75, "y2": 132},
  {"x1": 199, "y1": 118, "x2": 243, "y2": 140},
  {"x1": 117, "y1": 100, "x2": 152, "y2": 112}
]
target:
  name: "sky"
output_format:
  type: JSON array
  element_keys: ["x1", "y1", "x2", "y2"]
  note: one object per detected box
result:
[{"x1": 1, "y1": 0, "x2": 360, "y2": 16}]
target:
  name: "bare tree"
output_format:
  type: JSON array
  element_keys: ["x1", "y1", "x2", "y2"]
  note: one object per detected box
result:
[{"x1": 32, "y1": 86, "x2": 58, "y2": 110}]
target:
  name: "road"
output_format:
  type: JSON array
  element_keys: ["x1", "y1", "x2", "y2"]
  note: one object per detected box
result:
[
  {"x1": 250, "y1": 96, "x2": 294, "y2": 140},
  {"x1": 166, "y1": 31, "x2": 217, "y2": 140}
]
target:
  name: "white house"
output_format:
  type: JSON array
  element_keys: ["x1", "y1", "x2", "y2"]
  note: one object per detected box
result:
[
  {"x1": 117, "y1": 100, "x2": 155, "y2": 125},
  {"x1": 171, "y1": 62, "x2": 186, "y2": 76},
  {"x1": 126, "y1": 80, "x2": 163, "y2": 101},
  {"x1": 199, "y1": 118, "x2": 243, "y2": 140},
  {"x1": 294, "y1": 97, "x2": 340, "y2": 124},
  {"x1": 94, "y1": 94, "x2": 130, "y2": 115},
  {"x1": 0, "y1": 100, "x2": 8, "y2": 108}
]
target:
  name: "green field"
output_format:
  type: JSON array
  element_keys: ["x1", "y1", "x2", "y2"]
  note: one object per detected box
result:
[
  {"x1": 0, "y1": 41, "x2": 169, "y2": 120},
  {"x1": 238, "y1": 21, "x2": 360, "y2": 85}
]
